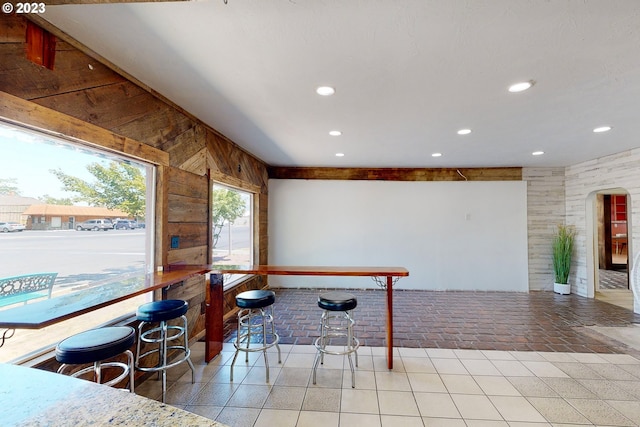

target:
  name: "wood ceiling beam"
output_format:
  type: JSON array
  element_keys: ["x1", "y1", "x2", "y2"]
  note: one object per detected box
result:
[
  {"x1": 41, "y1": 0, "x2": 191, "y2": 4},
  {"x1": 268, "y1": 167, "x2": 522, "y2": 181}
]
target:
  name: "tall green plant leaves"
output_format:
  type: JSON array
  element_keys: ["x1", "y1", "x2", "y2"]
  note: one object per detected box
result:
[{"x1": 553, "y1": 225, "x2": 575, "y2": 284}]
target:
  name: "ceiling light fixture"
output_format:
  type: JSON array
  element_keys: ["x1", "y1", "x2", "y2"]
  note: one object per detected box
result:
[
  {"x1": 329, "y1": 130, "x2": 342, "y2": 136},
  {"x1": 532, "y1": 151, "x2": 544, "y2": 156},
  {"x1": 457, "y1": 129, "x2": 471, "y2": 135},
  {"x1": 431, "y1": 153, "x2": 442, "y2": 157},
  {"x1": 316, "y1": 86, "x2": 335, "y2": 96},
  {"x1": 335, "y1": 152, "x2": 345, "y2": 157},
  {"x1": 508, "y1": 80, "x2": 535, "y2": 93},
  {"x1": 593, "y1": 126, "x2": 612, "y2": 133}
]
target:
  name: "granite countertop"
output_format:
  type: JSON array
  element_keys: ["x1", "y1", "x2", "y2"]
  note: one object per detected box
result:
[{"x1": 0, "y1": 364, "x2": 228, "y2": 427}]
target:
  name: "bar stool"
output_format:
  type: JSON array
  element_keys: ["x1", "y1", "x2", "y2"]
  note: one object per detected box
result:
[
  {"x1": 313, "y1": 291, "x2": 360, "y2": 388},
  {"x1": 56, "y1": 326, "x2": 136, "y2": 392},
  {"x1": 135, "y1": 299, "x2": 195, "y2": 403},
  {"x1": 230, "y1": 289, "x2": 281, "y2": 382}
]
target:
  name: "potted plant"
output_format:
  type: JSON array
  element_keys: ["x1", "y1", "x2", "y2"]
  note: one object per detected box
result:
[{"x1": 553, "y1": 224, "x2": 575, "y2": 294}]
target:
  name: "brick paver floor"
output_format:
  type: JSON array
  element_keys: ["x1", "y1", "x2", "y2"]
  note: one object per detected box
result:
[{"x1": 223, "y1": 288, "x2": 640, "y2": 355}]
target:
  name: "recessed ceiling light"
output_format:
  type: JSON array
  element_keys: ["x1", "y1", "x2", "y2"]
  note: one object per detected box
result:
[
  {"x1": 457, "y1": 129, "x2": 471, "y2": 135},
  {"x1": 316, "y1": 86, "x2": 335, "y2": 96},
  {"x1": 335, "y1": 152, "x2": 345, "y2": 157},
  {"x1": 431, "y1": 153, "x2": 442, "y2": 157},
  {"x1": 532, "y1": 151, "x2": 544, "y2": 156},
  {"x1": 329, "y1": 130, "x2": 342, "y2": 136},
  {"x1": 593, "y1": 126, "x2": 612, "y2": 133},
  {"x1": 508, "y1": 80, "x2": 535, "y2": 93}
]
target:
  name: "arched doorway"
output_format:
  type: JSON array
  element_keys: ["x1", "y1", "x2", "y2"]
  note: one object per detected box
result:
[{"x1": 588, "y1": 189, "x2": 633, "y2": 310}]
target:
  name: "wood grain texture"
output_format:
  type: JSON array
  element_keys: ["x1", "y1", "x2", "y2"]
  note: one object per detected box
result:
[
  {"x1": 0, "y1": 91, "x2": 169, "y2": 166},
  {"x1": 210, "y1": 265, "x2": 409, "y2": 277},
  {"x1": 269, "y1": 167, "x2": 522, "y2": 181}
]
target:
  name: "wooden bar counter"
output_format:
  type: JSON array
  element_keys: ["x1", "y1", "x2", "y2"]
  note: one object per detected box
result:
[
  {"x1": 207, "y1": 264, "x2": 409, "y2": 369},
  {"x1": 0, "y1": 267, "x2": 209, "y2": 330},
  {"x1": 0, "y1": 363, "x2": 227, "y2": 427}
]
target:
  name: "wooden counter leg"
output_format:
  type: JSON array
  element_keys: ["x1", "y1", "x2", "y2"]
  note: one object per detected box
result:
[
  {"x1": 386, "y1": 275, "x2": 393, "y2": 370},
  {"x1": 205, "y1": 273, "x2": 223, "y2": 362}
]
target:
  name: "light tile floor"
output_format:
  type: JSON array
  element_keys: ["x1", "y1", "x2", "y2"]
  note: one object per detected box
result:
[{"x1": 135, "y1": 341, "x2": 640, "y2": 427}]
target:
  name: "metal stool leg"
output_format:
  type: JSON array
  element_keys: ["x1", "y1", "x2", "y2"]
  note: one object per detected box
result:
[
  {"x1": 230, "y1": 304, "x2": 281, "y2": 383},
  {"x1": 181, "y1": 315, "x2": 196, "y2": 384},
  {"x1": 313, "y1": 308, "x2": 360, "y2": 388},
  {"x1": 161, "y1": 320, "x2": 169, "y2": 403},
  {"x1": 136, "y1": 317, "x2": 194, "y2": 402}
]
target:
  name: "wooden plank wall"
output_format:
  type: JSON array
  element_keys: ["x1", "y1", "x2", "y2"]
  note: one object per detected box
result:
[{"x1": 0, "y1": 15, "x2": 270, "y2": 342}]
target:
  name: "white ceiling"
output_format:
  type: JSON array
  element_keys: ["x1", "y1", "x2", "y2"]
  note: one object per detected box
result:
[{"x1": 41, "y1": 0, "x2": 640, "y2": 168}]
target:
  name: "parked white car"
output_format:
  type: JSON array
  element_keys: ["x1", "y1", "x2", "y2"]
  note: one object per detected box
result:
[
  {"x1": 0, "y1": 222, "x2": 26, "y2": 232},
  {"x1": 76, "y1": 219, "x2": 113, "y2": 231}
]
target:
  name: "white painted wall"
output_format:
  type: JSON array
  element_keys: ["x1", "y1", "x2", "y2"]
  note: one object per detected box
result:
[{"x1": 268, "y1": 179, "x2": 529, "y2": 291}]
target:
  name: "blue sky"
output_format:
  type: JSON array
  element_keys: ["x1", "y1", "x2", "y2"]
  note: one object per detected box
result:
[{"x1": 0, "y1": 123, "x2": 141, "y2": 200}]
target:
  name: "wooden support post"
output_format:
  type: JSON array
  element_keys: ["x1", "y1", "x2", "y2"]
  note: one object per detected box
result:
[{"x1": 205, "y1": 273, "x2": 223, "y2": 362}]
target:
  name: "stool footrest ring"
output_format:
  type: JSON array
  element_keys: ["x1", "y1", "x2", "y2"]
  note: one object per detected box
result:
[{"x1": 313, "y1": 336, "x2": 360, "y2": 356}]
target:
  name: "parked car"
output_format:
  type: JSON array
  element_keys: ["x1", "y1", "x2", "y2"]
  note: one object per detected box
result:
[
  {"x1": 136, "y1": 222, "x2": 145, "y2": 229},
  {"x1": 76, "y1": 219, "x2": 113, "y2": 231},
  {"x1": 0, "y1": 222, "x2": 26, "y2": 232},
  {"x1": 113, "y1": 219, "x2": 136, "y2": 230}
]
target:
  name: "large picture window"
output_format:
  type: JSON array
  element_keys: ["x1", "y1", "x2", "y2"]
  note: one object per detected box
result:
[
  {"x1": 0, "y1": 122, "x2": 155, "y2": 363},
  {"x1": 212, "y1": 183, "x2": 253, "y2": 287}
]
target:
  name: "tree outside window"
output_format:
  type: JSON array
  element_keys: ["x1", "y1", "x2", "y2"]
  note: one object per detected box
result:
[{"x1": 212, "y1": 184, "x2": 252, "y2": 269}]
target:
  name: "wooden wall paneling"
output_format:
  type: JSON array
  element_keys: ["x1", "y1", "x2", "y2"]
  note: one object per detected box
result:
[
  {"x1": 206, "y1": 132, "x2": 268, "y2": 191},
  {"x1": 166, "y1": 166, "x2": 209, "y2": 268},
  {"x1": 207, "y1": 132, "x2": 238, "y2": 178},
  {"x1": 166, "y1": 276, "x2": 206, "y2": 304},
  {"x1": 0, "y1": 15, "x2": 26, "y2": 41},
  {"x1": 156, "y1": 165, "x2": 169, "y2": 268},
  {"x1": 164, "y1": 166, "x2": 208, "y2": 339},
  {"x1": 257, "y1": 193, "x2": 269, "y2": 265},
  {"x1": 31, "y1": 81, "x2": 189, "y2": 150},
  {"x1": 167, "y1": 124, "x2": 207, "y2": 168},
  {"x1": 269, "y1": 167, "x2": 522, "y2": 181},
  {"x1": 113, "y1": 97, "x2": 195, "y2": 151},
  {"x1": 167, "y1": 246, "x2": 208, "y2": 265},
  {"x1": 168, "y1": 193, "x2": 208, "y2": 223},
  {"x1": 167, "y1": 167, "x2": 209, "y2": 199},
  {"x1": 166, "y1": 222, "x2": 208, "y2": 249},
  {"x1": 0, "y1": 92, "x2": 169, "y2": 166},
  {"x1": 179, "y1": 148, "x2": 207, "y2": 176},
  {"x1": 1, "y1": 43, "x2": 126, "y2": 100}
]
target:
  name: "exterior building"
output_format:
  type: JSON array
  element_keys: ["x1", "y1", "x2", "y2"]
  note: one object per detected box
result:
[
  {"x1": 0, "y1": 195, "x2": 42, "y2": 223},
  {"x1": 22, "y1": 204, "x2": 129, "y2": 230}
]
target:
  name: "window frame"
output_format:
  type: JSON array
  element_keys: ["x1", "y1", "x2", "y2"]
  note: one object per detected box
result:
[
  {"x1": 211, "y1": 180, "x2": 256, "y2": 290},
  {"x1": 0, "y1": 95, "x2": 168, "y2": 363}
]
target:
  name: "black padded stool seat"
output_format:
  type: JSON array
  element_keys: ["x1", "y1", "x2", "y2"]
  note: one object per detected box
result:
[
  {"x1": 318, "y1": 291, "x2": 357, "y2": 312},
  {"x1": 136, "y1": 299, "x2": 188, "y2": 322},
  {"x1": 56, "y1": 326, "x2": 135, "y2": 365},
  {"x1": 56, "y1": 326, "x2": 136, "y2": 392},
  {"x1": 236, "y1": 290, "x2": 276, "y2": 309}
]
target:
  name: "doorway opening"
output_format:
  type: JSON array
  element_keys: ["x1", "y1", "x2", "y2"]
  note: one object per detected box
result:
[{"x1": 593, "y1": 190, "x2": 632, "y2": 310}]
